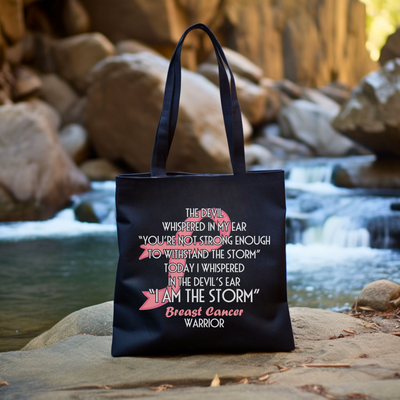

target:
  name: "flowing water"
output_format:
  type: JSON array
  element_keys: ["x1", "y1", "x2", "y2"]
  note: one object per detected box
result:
[{"x1": 1, "y1": 160, "x2": 400, "y2": 352}]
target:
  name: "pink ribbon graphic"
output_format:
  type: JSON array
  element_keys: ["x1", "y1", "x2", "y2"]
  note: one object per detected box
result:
[{"x1": 139, "y1": 209, "x2": 231, "y2": 310}]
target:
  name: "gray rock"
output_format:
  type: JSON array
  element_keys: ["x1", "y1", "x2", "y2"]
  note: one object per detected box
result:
[
  {"x1": 256, "y1": 123, "x2": 313, "y2": 159},
  {"x1": 280, "y1": 100, "x2": 356, "y2": 157},
  {"x1": 23, "y1": 301, "x2": 113, "y2": 350},
  {"x1": 332, "y1": 58, "x2": 400, "y2": 158},
  {"x1": 301, "y1": 87, "x2": 340, "y2": 113},
  {"x1": 2, "y1": 306, "x2": 400, "y2": 399},
  {"x1": 379, "y1": 28, "x2": 400, "y2": 65},
  {"x1": 355, "y1": 280, "x2": 400, "y2": 312}
]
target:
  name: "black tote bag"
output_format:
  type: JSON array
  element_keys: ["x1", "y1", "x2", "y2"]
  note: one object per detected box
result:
[{"x1": 112, "y1": 23, "x2": 294, "y2": 356}]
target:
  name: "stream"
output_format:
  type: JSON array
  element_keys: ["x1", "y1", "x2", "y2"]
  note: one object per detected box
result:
[{"x1": 1, "y1": 158, "x2": 400, "y2": 352}]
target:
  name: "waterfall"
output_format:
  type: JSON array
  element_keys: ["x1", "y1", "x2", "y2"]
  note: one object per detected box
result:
[
  {"x1": 288, "y1": 165, "x2": 333, "y2": 184},
  {"x1": 302, "y1": 216, "x2": 370, "y2": 247}
]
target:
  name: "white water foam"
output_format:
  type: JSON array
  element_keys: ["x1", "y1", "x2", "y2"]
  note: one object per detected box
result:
[
  {"x1": 286, "y1": 243, "x2": 392, "y2": 273},
  {"x1": 0, "y1": 209, "x2": 116, "y2": 241}
]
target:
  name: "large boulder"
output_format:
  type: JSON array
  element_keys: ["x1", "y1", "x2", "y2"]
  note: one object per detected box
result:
[
  {"x1": 85, "y1": 53, "x2": 252, "y2": 174},
  {"x1": 23, "y1": 301, "x2": 113, "y2": 351},
  {"x1": 332, "y1": 58, "x2": 400, "y2": 158},
  {"x1": 355, "y1": 280, "x2": 400, "y2": 312},
  {"x1": 0, "y1": 101, "x2": 90, "y2": 221},
  {"x1": 2, "y1": 305, "x2": 400, "y2": 399},
  {"x1": 53, "y1": 32, "x2": 115, "y2": 91},
  {"x1": 197, "y1": 63, "x2": 267, "y2": 125},
  {"x1": 280, "y1": 100, "x2": 356, "y2": 157},
  {"x1": 379, "y1": 28, "x2": 400, "y2": 65}
]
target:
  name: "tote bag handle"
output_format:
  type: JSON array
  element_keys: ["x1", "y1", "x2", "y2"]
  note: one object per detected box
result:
[{"x1": 150, "y1": 23, "x2": 246, "y2": 177}]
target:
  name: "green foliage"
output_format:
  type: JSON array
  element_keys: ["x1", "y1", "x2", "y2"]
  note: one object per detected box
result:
[{"x1": 360, "y1": 0, "x2": 400, "y2": 60}]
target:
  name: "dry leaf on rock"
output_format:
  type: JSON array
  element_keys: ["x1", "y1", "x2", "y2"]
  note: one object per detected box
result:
[
  {"x1": 273, "y1": 364, "x2": 291, "y2": 372},
  {"x1": 150, "y1": 384, "x2": 173, "y2": 392},
  {"x1": 258, "y1": 373, "x2": 269, "y2": 381},
  {"x1": 210, "y1": 374, "x2": 220, "y2": 387}
]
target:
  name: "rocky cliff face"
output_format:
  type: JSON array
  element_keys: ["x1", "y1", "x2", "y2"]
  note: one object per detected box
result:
[
  {"x1": 76, "y1": 0, "x2": 376, "y2": 87},
  {"x1": 0, "y1": 0, "x2": 375, "y2": 87}
]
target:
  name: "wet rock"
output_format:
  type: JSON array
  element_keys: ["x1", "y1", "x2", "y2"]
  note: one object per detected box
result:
[
  {"x1": 379, "y1": 28, "x2": 400, "y2": 65},
  {"x1": 198, "y1": 63, "x2": 268, "y2": 125},
  {"x1": 11, "y1": 65, "x2": 41, "y2": 100},
  {"x1": 39, "y1": 73, "x2": 79, "y2": 119},
  {"x1": 355, "y1": 280, "x2": 400, "y2": 312},
  {"x1": 332, "y1": 158, "x2": 400, "y2": 189},
  {"x1": 79, "y1": 158, "x2": 124, "y2": 181},
  {"x1": 367, "y1": 216, "x2": 400, "y2": 249},
  {"x1": 332, "y1": 58, "x2": 400, "y2": 158},
  {"x1": 85, "y1": 53, "x2": 251, "y2": 174},
  {"x1": 2, "y1": 306, "x2": 400, "y2": 399},
  {"x1": 0, "y1": 0, "x2": 25, "y2": 43},
  {"x1": 53, "y1": 32, "x2": 115, "y2": 91},
  {"x1": 0, "y1": 101, "x2": 89, "y2": 221},
  {"x1": 59, "y1": 123, "x2": 90, "y2": 165},
  {"x1": 23, "y1": 302, "x2": 113, "y2": 350},
  {"x1": 280, "y1": 100, "x2": 356, "y2": 157},
  {"x1": 62, "y1": 0, "x2": 91, "y2": 36},
  {"x1": 206, "y1": 47, "x2": 264, "y2": 84},
  {"x1": 244, "y1": 144, "x2": 274, "y2": 167},
  {"x1": 73, "y1": 185, "x2": 116, "y2": 223}
]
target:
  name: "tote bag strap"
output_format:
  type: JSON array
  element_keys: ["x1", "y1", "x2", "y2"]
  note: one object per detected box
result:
[{"x1": 150, "y1": 23, "x2": 246, "y2": 177}]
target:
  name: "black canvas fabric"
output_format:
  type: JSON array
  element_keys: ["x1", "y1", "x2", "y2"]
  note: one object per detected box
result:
[{"x1": 112, "y1": 23, "x2": 295, "y2": 356}]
